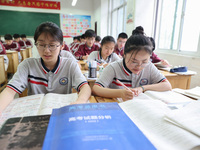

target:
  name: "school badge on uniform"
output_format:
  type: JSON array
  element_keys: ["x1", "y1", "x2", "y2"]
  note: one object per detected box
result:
[
  {"x1": 139, "y1": 78, "x2": 148, "y2": 85},
  {"x1": 59, "y1": 77, "x2": 68, "y2": 85}
]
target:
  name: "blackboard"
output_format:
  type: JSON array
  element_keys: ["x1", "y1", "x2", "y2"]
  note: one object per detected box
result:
[{"x1": 0, "y1": 10, "x2": 60, "y2": 36}]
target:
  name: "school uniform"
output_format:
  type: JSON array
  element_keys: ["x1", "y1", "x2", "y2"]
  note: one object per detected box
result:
[
  {"x1": 60, "y1": 50, "x2": 77, "y2": 62},
  {"x1": 18, "y1": 40, "x2": 26, "y2": 49},
  {"x1": 95, "y1": 59, "x2": 166, "y2": 89},
  {"x1": 114, "y1": 45, "x2": 124, "y2": 57},
  {"x1": 74, "y1": 43, "x2": 100, "y2": 60},
  {"x1": 151, "y1": 52, "x2": 161, "y2": 63},
  {"x1": 0, "y1": 42, "x2": 9, "y2": 71},
  {"x1": 7, "y1": 56, "x2": 88, "y2": 95},
  {"x1": 63, "y1": 44, "x2": 70, "y2": 52},
  {"x1": 25, "y1": 39, "x2": 33, "y2": 48},
  {"x1": 70, "y1": 42, "x2": 81, "y2": 54},
  {"x1": 3, "y1": 41, "x2": 22, "y2": 62},
  {"x1": 0, "y1": 40, "x2": 4, "y2": 44},
  {"x1": 87, "y1": 51, "x2": 120, "y2": 65}
]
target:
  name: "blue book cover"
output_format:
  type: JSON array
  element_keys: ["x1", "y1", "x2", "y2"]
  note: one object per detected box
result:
[{"x1": 42, "y1": 102, "x2": 156, "y2": 150}]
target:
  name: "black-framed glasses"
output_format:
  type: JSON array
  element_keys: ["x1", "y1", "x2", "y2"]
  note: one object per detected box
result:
[{"x1": 35, "y1": 43, "x2": 61, "y2": 51}]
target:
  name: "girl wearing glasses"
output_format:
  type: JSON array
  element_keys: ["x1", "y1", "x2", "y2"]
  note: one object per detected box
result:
[
  {"x1": 0, "y1": 22, "x2": 91, "y2": 112},
  {"x1": 92, "y1": 34, "x2": 171, "y2": 101}
]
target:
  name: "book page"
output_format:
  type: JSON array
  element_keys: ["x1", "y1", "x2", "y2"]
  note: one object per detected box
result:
[
  {"x1": 164, "y1": 101, "x2": 200, "y2": 137},
  {"x1": 0, "y1": 94, "x2": 44, "y2": 129},
  {"x1": 173, "y1": 88, "x2": 200, "y2": 100},
  {"x1": 144, "y1": 90, "x2": 192, "y2": 104},
  {"x1": 119, "y1": 99, "x2": 200, "y2": 150},
  {"x1": 184, "y1": 86, "x2": 200, "y2": 97},
  {"x1": 117, "y1": 93, "x2": 153, "y2": 102},
  {"x1": 38, "y1": 93, "x2": 78, "y2": 115}
]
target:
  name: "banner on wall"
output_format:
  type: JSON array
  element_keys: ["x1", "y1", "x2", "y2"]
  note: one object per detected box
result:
[
  {"x1": 0, "y1": 0, "x2": 60, "y2": 10},
  {"x1": 60, "y1": 14, "x2": 91, "y2": 38}
]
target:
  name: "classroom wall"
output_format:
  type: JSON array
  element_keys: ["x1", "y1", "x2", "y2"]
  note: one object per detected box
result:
[{"x1": 0, "y1": 0, "x2": 96, "y2": 57}]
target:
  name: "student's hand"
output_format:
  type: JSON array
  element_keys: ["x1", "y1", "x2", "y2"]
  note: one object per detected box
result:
[
  {"x1": 120, "y1": 89, "x2": 134, "y2": 101},
  {"x1": 82, "y1": 54, "x2": 89, "y2": 60},
  {"x1": 161, "y1": 59, "x2": 170, "y2": 66},
  {"x1": 131, "y1": 87, "x2": 143, "y2": 96}
]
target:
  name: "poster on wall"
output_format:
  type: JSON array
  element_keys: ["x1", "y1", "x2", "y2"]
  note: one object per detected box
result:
[
  {"x1": 60, "y1": 14, "x2": 91, "y2": 38},
  {"x1": 126, "y1": 0, "x2": 135, "y2": 24}
]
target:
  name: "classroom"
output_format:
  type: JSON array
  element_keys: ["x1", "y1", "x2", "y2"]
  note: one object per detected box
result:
[{"x1": 0, "y1": 0, "x2": 200, "y2": 150}]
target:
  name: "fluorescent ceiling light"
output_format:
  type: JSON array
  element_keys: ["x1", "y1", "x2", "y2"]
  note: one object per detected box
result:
[{"x1": 72, "y1": 0, "x2": 77, "y2": 6}]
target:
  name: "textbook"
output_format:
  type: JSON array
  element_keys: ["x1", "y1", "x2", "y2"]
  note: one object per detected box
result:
[
  {"x1": 164, "y1": 101, "x2": 200, "y2": 137},
  {"x1": 0, "y1": 93, "x2": 78, "y2": 129},
  {"x1": 0, "y1": 115, "x2": 50, "y2": 150},
  {"x1": 173, "y1": 87, "x2": 200, "y2": 99},
  {"x1": 42, "y1": 102, "x2": 156, "y2": 150}
]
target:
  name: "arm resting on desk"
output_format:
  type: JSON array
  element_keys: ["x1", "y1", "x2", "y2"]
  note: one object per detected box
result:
[
  {"x1": 92, "y1": 85, "x2": 134, "y2": 101},
  {"x1": 71, "y1": 84, "x2": 91, "y2": 104},
  {"x1": 0, "y1": 87, "x2": 16, "y2": 113},
  {"x1": 142, "y1": 80, "x2": 172, "y2": 92}
]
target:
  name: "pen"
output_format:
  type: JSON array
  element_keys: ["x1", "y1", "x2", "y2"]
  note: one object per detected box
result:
[{"x1": 116, "y1": 79, "x2": 134, "y2": 94}]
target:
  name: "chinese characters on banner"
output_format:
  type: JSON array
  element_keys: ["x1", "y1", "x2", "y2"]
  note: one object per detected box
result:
[
  {"x1": 60, "y1": 14, "x2": 91, "y2": 37},
  {"x1": 0, "y1": 0, "x2": 60, "y2": 10}
]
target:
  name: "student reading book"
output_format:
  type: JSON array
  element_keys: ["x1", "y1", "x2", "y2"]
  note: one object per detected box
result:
[
  {"x1": 0, "y1": 22, "x2": 91, "y2": 113},
  {"x1": 92, "y1": 34, "x2": 172, "y2": 101}
]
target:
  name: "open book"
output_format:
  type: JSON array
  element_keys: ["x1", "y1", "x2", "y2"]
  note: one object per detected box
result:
[
  {"x1": 173, "y1": 87, "x2": 200, "y2": 99},
  {"x1": 0, "y1": 93, "x2": 78, "y2": 128},
  {"x1": 164, "y1": 101, "x2": 200, "y2": 137},
  {"x1": 119, "y1": 99, "x2": 200, "y2": 150}
]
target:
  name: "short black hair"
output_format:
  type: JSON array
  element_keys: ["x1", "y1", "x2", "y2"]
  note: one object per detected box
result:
[
  {"x1": 4, "y1": 34, "x2": 12, "y2": 40},
  {"x1": 124, "y1": 34, "x2": 152, "y2": 55},
  {"x1": 118, "y1": 32, "x2": 128, "y2": 39},
  {"x1": 81, "y1": 34, "x2": 85, "y2": 39},
  {"x1": 34, "y1": 22, "x2": 63, "y2": 44},
  {"x1": 13, "y1": 34, "x2": 20, "y2": 39},
  {"x1": 95, "y1": 36, "x2": 101, "y2": 42},
  {"x1": 21, "y1": 34, "x2": 26, "y2": 38},
  {"x1": 85, "y1": 29, "x2": 96, "y2": 38}
]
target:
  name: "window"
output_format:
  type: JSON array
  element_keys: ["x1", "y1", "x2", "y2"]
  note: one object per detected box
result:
[
  {"x1": 156, "y1": 0, "x2": 200, "y2": 56},
  {"x1": 110, "y1": 0, "x2": 127, "y2": 39}
]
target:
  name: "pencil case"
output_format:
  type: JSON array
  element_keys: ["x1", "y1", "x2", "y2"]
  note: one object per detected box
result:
[{"x1": 170, "y1": 66, "x2": 187, "y2": 73}]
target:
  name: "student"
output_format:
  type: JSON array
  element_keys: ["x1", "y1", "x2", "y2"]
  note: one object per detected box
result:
[
  {"x1": 3, "y1": 34, "x2": 22, "y2": 62},
  {"x1": 21, "y1": 34, "x2": 33, "y2": 48},
  {"x1": 0, "y1": 22, "x2": 91, "y2": 112},
  {"x1": 69, "y1": 36, "x2": 81, "y2": 54},
  {"x1": 114, "y1": 32, "x2": 128, "y2": 58},
  {"x1": 95, "y1": 35, "x2": 101, "y2": 44},
  {"x1": 80, "y1": 34, "x2": 86, "y2": 43},
  {"x1": 0, "y1": 41, "x2": 9, "y2": 71},
  {"x1": 13, "y1": 34, "x2": 26, "y2": 49},
  {"x1": 92, "y1": 34, "x2": 172, "y2": 101},
  {"x1": 62, "y1": 41, "x2": 70, "y2": 52},
  {"x1": 86, "y1": 36, "x2": 120, "y2": 70},
  {"x1": 132, "y1": 26, "x2": 170, "y2": 66},
  {"x1": 75, "y1": 29, "x2": 100, "y2": 60}
]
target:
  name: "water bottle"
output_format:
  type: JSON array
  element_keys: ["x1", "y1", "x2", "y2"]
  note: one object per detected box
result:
[
  {"x1": 88, "y1": 61, "x2": 97, "y2": 78},
  {"x1": 99, "y1": 65, "x2": 104, "y2": 77}
]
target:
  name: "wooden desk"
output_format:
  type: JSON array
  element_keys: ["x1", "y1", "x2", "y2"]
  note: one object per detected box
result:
[
  {"x1": 26, "y1": 47, "x2": 32, "y2": 58},
  {"x1": 20, "y1": 49, "x2": 28, "y2": 61},
  {"x1": 160, "y1": 70, "x2": 192, "y2": 89},
  {"x1": 6, "y1": 51, "x2": 19, "y2": 74},
  {"x1": 79, "y1": 60, "x2": 86, "y2": 70},
  {"x1": 0, "y1": 56, "x2": 7, "y2": 92}
]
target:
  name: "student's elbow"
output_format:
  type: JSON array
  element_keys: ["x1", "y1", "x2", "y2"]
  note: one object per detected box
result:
[
  {"x1": 164, "y1": 80, "x2": 172, "y2": 91},
  {"x1": 92, "y1": 85, "x2": 102, "y2": 96}
]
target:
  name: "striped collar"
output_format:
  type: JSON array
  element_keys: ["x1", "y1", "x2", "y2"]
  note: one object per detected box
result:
[
  {"x1": 122, "y1": 58, "x2": 132, "y2": 76},
  {"x1": 40, "y1": 56, "x2": 61, "y2": 74},
  {"x1": 98, "y1": 50, "x2": 111, "y2": 62}
]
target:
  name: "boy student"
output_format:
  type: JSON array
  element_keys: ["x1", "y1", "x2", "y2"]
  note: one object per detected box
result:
[
  {"x1": 0, "y1": 22, "x2": 91, "y2": 112},
  {"x1": 13, "y1": 34, "x2": 26, "y2": 49},
  {"x1": 69, "y1": 36, "x2": 81, "y2": 54},
  {"x1": 86, "y1": 36, "x2": 120, "y2": 70},
  {"x1": 21, "y1": 34, "x2": 33, "y2": 48},
  {"x1": 74, "y1": 29, "x2": 100, "y2": 60},
  {"x1": 114, "y1": 32, "x2": 128, "y2": 58},
  {"x1": 0, "y1": 41, "x2": 9, "y2": 71},
  {"x1": 80, "y1": 34, "x2": 86, "y2": 43},
  {"x1": 92, "y1": 34, "x2": 172, "y2": 101},
  {"x1": 3, "y1": 34, "x2": 22, "y2": 62}
]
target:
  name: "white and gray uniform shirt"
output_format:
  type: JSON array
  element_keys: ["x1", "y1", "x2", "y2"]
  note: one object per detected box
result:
[
  {"x1": 95, "y1": 59, "x2": 167, "y2": 89},
  {"x1": 7, "y1": 56, "x2": 88, "y2": 95},
  {"x1": 60, "y1": 50, "x2": 77, "y2": 62},
  {"x1": 87, "y1": 51, "x2": 120, "y2": 65}
]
